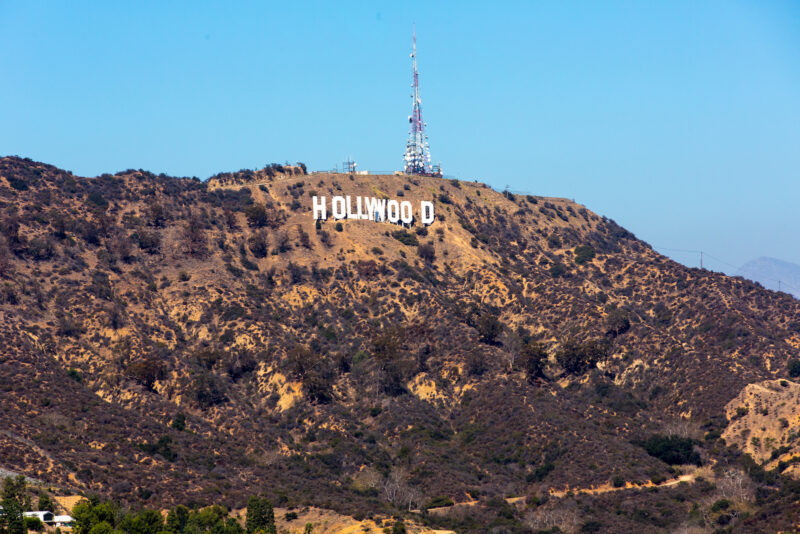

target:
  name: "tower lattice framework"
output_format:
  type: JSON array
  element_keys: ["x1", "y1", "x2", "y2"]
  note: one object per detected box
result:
[{"x1": 403, "y1": 29, "x2": 441, "y2": 177}]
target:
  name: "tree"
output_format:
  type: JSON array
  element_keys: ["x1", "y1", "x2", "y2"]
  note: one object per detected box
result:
[
  {"x1": 521, "y1": 342, "x2": 547, "y2": 381},
  {"x1": 643, "y1": 434, "x2": 701, "y2": 466},
  {"x1": 182, "y1": 214, "x2": 207, "y2": 257},
  {"x1": 476, "y1": 313, "x2": 503, "y2": 344},
  {"x1": 171, "y1": 413, "x2": 186, "y2": 432},
  {"x1": 788, "y1": 359, "x2": 800, "y2": 378},
  {"x1": 71, "y1": 500, "x2": 97, "y2": 534},
  {"x1": 556, "y1": 339, "x2": 609, "y2": 375},
  {"x1": 1, "y1": 475, "x2": 29, "y2": 534},
  {"x1": 1, "y1": 498, "x2": 25, "y2": 534},
  {"x1": 500, "y1": 330, "x2": 522, "y2": 370},
  {"x1": 2, "y1": 476, "x2": 30, "y2": 510},
  {"x1": 24, "y1": 518, "x2": 43, "y2": 532},
  {"x1": 248, "y1": 231, "x2": 269, "y2": 259},
  {"x1": 0, "y1": 236, "x2": 13, "y2": 277},
  {"x1": 573, "y1": 245, "x2": 595, "y2": 265},
  {"x1": 118, "y1": 509, "x2": 163, "y2": 534},
  {"x1": 37, "y1": 492, "x2": 57, "y2": 513},
  {"x1": 604, "y1": 308, "x2": 630, "y2": 338},
  {"x1": 86, "y1": 522, "x2": 112, "y2": 534},
  {"x1": 127, "y1": 358, "x2": 165, "y2": 391},
  {"x1": 417, "y1": 242, "x2": 435, "y2": 263},
  {"x1": 245, "y1": 496, "x2": 275, "y2": 534},
  {"x1": 245, "y1": 204, "x2": 269, "y2": 228},
  {"x1": 165, "y1": 505, "x2": 189, "y2": 533}
]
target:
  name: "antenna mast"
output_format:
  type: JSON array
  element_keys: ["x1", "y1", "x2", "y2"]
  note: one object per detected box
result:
[{"x1": 403, "y1": 27, "x2": 441, "y2": 177}]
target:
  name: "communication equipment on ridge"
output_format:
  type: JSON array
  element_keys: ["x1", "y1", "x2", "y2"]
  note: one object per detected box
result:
[
  {"x1": 343, "y1": 158, "x2": 357, "y2": 174},
  {"x1": 403, "y1": 27, "x2": 442, "y2": 178}
]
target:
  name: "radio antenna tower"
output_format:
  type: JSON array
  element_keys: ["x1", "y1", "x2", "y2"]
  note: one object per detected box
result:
[{"x1": 403, "y1": 27, "x2": 442, "y2": 177}]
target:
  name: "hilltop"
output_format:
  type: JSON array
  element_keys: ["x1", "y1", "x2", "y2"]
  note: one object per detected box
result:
[{"x1": 1, "y1": 156, "x2": 800, "y2": 533}]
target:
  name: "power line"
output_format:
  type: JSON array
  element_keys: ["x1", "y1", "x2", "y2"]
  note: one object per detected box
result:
[{"x1": 653, "y1": 246, "x2": 800, "y2": 295}]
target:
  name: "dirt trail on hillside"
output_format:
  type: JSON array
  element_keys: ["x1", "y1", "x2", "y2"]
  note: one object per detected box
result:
[
  {"x1": 547, "y1": 472, "x2": 697, "y2": 498},
  {"x1": 427, "y1": 471, "x2": 700, "y2": 515}
]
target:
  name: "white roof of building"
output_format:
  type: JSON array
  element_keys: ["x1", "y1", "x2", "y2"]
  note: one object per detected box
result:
[
  {"x1": 24, "y1": 511, "x2": 54, "y2": 521},
  {"x1": 54, "y1": 515, "x2": 74, "y2": 523}
]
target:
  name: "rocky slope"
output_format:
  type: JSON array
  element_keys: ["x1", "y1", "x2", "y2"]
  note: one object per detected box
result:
[{"x1": 1, "y1": 156, "x2": 799, "y2": 532}]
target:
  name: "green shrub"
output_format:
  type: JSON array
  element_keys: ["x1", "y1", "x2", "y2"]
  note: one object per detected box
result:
[
  {"x1": 789, "y1": 359, "x2": 800, "y2": 378},
  {"x1": 417, "y1": 242, "x2": 435, "y2": 263},
  {"x1": 424, "y1": 496, "x2": 454, "y2": 509},
  {"x1": 476, "y1": 313, "x2": 503, "y2": 344},
  {"x1": 138, "y1": 435, "x2": 176, "y2": 461},
  {"x1": 556, "y1": 339, "x2": 609, "y2": 375},
  {"x1": 549, "y1": 263, "x2": 567, "y2": 278},
  {"x1": 521, "y1": 342, "x2": 547, "y2": 381},
  {"x1": 643, "y1": 434, "x2": 701, "y2": 466},
  {"x1": 25, "y1": 517, "x2": 44, "y2": 531},
  {"x1": 391, "y1": 230, "x2": 418, "y2": 246},
  {"x1": 171, "y1": 413, "x2": 186, "y2": 431},
  {"x1": 573, "y1": 245, "x2": 596, "y2": 265},
  {"x1": 605, "y1": 307, "x2": 630, "y2": 337},
  {"x1": 710, "y1": 499, "x2": 730, "y2": 512},
  {"x1": 245, "y1": 204, "x2": 269, "y2": 227}
]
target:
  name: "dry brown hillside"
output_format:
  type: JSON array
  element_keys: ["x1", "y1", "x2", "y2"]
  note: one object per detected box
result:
[{"x1": 1, "y1": 156, "x2": 800, "y2": 533}]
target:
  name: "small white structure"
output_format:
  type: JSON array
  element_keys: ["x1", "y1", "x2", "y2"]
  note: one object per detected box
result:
[
  {"x1": 24, "y1": 511, "x2": 55, "y2": 524},
  {"x1": 54, "y1": 515, "x2": 75, "y2": 527}
]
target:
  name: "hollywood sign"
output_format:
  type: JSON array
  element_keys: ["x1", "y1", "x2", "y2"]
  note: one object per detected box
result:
[{"x1": 312, "y1": 195, "x2": 435, "y2": 225}]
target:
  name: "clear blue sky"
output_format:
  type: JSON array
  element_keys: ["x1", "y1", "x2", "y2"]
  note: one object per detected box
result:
[{"x1": 2, "y1": 1, "x2": 799, "y2": 271}]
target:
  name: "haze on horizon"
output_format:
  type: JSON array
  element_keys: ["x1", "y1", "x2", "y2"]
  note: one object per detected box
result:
[{"x1": 1, "y1": 1, "x2": 799, "y2": 273}]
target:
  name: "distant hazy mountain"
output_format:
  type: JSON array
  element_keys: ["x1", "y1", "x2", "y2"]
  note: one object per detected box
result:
[{"x1": 737, "y1": 257, "x2": 800, "y2": 298}]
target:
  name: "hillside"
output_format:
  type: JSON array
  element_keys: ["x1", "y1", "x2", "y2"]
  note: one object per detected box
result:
[
  {"x1": 1, "y1": 156, "x2": 800, "y2": 533},
  {"x1": 737, "y1": 256, "x2": 800, "y2": 299}
]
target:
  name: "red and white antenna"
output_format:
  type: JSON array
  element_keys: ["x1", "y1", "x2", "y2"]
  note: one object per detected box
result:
[{"x1": 403, "y1": 26, "x2": 441, "y2": 177}]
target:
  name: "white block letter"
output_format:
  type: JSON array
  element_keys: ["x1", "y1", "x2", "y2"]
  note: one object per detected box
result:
[
  {"x1": 420, "y1": 201, "x2": 434, "y2": 225},
  {"x1": 387, "y1": 200, "x2": 400, "y2": 223},
  {"x1": 346, "y1": 196, "x2": 359, "y2": 219},
  {"x1": 312, "y1": 196, "x2": 327, "y2": 220},
  {"x1": 358, "y1": 196, "x2": 369, "y2": 219},
  {"x1": 364, "y1": 197, "x2": 387, "y2": 222},
  {"x1": 332, "y1": 196, "x2": 346, "y2": 219},
  {"x1": 400, "y1": 201, "x2": 413, "y2": 224}
]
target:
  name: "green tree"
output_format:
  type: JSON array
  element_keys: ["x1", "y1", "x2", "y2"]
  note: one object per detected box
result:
[
  {"x1": 170, "y1": 413, "x2": 186, "y2": 432},
  {"x1": 521, "y1": 342, "x2": 547, "y2": 381},
  {"x1": 476, "y1": 313, "x2": 503, "y2": 344},
  {"x1": 244, "y1": 204, "x2": 269, "y2": 228},
  {"x1": 1, "y1": 476, "x2": 29, "y2": 534},
  {"x1": 72, "y1": 501, "x2": 98, "y2": 534},
  {"x1": 573, "y1": 245, "x2": 595, "y2": 265},
  {"x1": 2, "y1": 476, "x2": 30, "y2": 510},
  {"x1": 165, "y1": 506, "x2": 190, "y2": 534},
  {"x1": 24, "y1": 518, "x2": 43, "y2": 532},
  {"x1": 1, "y1": 498, "x2": 25, "y2": 534},
  {"x1": 556, "y1": 339, "x2": 609, "y2": 375},
  {"x1": 119, "y1": 510, "x2": 163, "y2": 534},
  {"x1": 245, "y1": 497, "x2": 275, "y2": 534},
  {"x1": 789, "y1": 358, "x2": 800, "y2": 378},
  {"x1": 36, "y1": 492, "x2": 57, "y2": 513},
  {"x1": 87, "y1": 522, "x2": 113, "y2": 534}
]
